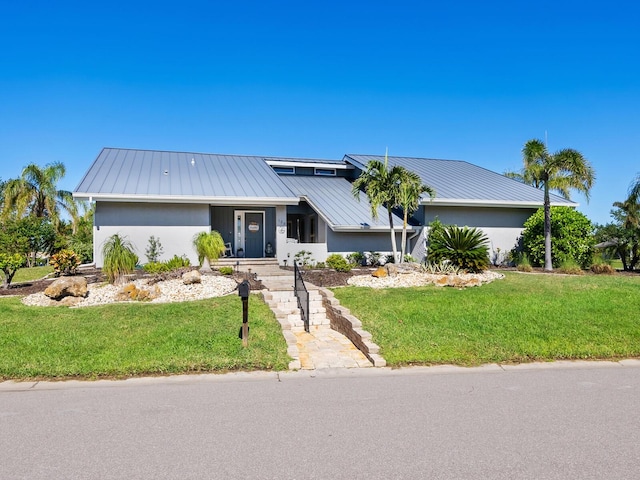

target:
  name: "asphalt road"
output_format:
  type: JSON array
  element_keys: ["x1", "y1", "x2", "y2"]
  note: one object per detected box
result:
[{"x1": 1, "y1": 361, "x2": 639, "y2": 480}]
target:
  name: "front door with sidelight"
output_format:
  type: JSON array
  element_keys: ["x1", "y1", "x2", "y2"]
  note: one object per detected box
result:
[{"x1": 240, "y1": 211, "x2": 264, "y2": 258}]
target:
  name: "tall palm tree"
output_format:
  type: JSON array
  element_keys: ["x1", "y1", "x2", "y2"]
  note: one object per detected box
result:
[
  {"x1": 398, "y1": 171, "x2": 435, "y2": 262},
  {"x1": 2, "y1": 162, "x2": 76, "y2": 230},
  {"x1": 351, "y1": 152, "x2": 406, "y2": 262},
  {"x1": 628, "y1": 173, "x2": 640, "y2": 205},
  {"x1": 518, "y1": 139, "x2": 595, "y2": 271}
]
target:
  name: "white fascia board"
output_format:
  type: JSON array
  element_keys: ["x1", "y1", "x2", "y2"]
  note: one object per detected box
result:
[
  {"x1": 266, "y1": 160, "x2": 353, "y2": 170},
  {"x1": 73, "y1": 193, "x2": 299, "y2": 206},
  {"x1": 425, "y1": 198, "x2": 579, "y2": 208}
]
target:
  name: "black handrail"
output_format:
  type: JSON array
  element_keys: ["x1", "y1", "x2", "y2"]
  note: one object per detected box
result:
[{"x1": 293, "y1": 262, "x2": 310, "y2": 332}]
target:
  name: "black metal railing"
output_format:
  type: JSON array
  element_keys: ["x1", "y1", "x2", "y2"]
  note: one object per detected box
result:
[{"x1": 293, "y1": 262, "x2": 310, "y2": 332}]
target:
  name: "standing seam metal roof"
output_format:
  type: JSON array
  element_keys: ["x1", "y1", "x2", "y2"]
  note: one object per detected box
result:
[
  {"x1": 74, "y1": 148, "x2": 299, "y2": 203},
  {"x1": 280, "y1": 175, "x2": 407, "y2": 230},
  {"x1": 344, "y1": 154, "x2": 577, "y2": 206}
]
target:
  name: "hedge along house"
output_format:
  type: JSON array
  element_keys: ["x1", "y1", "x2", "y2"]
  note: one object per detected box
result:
[{"x1": 73, "y1": 148, "x2": 577, "y2": 267}]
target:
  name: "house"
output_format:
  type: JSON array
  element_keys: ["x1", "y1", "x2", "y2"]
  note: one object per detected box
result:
[{"x1": 73, "y1": 148, "x2": 577, "y2": 267}]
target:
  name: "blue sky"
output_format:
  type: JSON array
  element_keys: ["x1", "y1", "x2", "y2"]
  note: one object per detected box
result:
[{"x1": 1, "y1": 0, "x2": 638, "y2": 225}]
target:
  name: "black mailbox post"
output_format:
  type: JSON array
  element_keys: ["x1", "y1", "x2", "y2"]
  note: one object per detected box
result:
[{"x1": 238, "y1": 280, "x2": 250, "y2": 346}]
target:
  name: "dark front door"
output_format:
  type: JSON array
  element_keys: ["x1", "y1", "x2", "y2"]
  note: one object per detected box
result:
[{"x1": 244, "y1": 212, "x2": 264, "y2": 258}]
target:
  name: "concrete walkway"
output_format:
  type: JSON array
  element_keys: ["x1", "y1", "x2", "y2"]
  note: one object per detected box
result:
[{"x1": 248, "y1": 263, "x2": 373, "y2": 370}]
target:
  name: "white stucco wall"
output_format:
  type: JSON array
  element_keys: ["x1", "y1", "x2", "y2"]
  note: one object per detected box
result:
[{"x1": 93, "y1": 202, "x2": 210, "y2": 267}]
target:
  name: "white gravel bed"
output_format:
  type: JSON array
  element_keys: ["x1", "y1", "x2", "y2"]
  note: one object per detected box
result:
[
  {"x1": 346, "y1": 270, "x2": 504, "y2": 288},
  {"x1": 21, "y1": 275, "x2": 238, "y2": 307}
]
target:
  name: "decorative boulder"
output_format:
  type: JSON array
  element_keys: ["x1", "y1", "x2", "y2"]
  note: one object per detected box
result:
[
  {"x1": 372, "y1": 267, "x2": 388, "y2": 278},
  {"x1": 44, "y1": 277, "x2": 88, "y2": 300},
  {"x1": 182, "y1": 270, "x2": 202, "y2": 285}
]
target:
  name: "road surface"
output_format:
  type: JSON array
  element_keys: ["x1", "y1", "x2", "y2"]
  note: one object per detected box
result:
[{"x1": 1, "y1": 361, "x2": 639, "y2": 479}]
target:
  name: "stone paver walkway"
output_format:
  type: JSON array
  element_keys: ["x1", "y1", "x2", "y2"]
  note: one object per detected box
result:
[
  {"x1": 249, "y1": 263, "x2": 373, "y2": 370},
  {"x1": 295, "y1": 326, "x2": 372, "y2": 369}
]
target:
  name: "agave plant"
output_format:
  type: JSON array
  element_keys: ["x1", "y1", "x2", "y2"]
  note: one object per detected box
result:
[
  {"x1": 102, "y1": 234, "x2": 138, "y2": 284},
  {"x1": 428, "y1": 225, "x2": 489, "y2": 273}
]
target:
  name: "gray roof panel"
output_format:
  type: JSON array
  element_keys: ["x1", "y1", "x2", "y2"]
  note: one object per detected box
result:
[
  {"x1": 75, "y1": 148, "x2": 298, "y2": 204},
  {"x1": 344, "y1": 154, "x2": 577, "y2": 207},
  {"x1": 281, "y1": 175, "x2": 407, "y2": 230}
]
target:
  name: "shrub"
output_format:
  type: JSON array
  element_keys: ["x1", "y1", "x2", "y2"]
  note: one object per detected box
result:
[
  {"x1": 428, "y1": 225, "x2": 490, "y2": 272},
  {"x1": 145, "y1": 236, "x2": 163, "y2": 263},
  {"x1": 165, "y1": 254, "x2": 191, "y2": 270},
  {"x1": 422, "y1": 260, "x2": 460, "y2": 275},
  {"x1": 326, "y1": 254, "x2": 352, "y2": 272},
  {"x1": 521, "y1": 207, "x2": 595, "y2": 269},
  {"x1": 516, "y1": 254, "x2": 533, "y2": 272},
  {"x1": 557, "y1": 258, "x2": 584, "y2": 275},
  {"x1": 143, "y1": 261, "x2": 169, "y2": 274},
  {"x1": 50, "y1": 249, "x2": 81, "y2": 276},
  {"x1": 404, "y1": 254, "x2": 417, "y2": 263},
  {"x1": 193, "y1": 231, "x2": 225, "y2": 266},
  {"x1": 219, "y1": 266, "x2": 233, "y2": 275},
  {"x1": 366, "y1": 251, "x2": 382, "y2": 267},
  {"x1": 294, "y1": 250, "x2": 313, "y2": 267},
  {"x1": 102, "y1": 234, "x2": 138, "y2": 284},
  {"x1": 314, "y1": 262, "x2": 326, "y2": 269},
  {"x1": 591, "y1": 263, "x2": 615, "y2": 275},
  {"x1": 346, "y1": 252, "x2": 366, "y2": 266}
]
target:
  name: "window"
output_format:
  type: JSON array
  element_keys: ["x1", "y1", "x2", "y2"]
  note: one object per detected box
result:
[
  {"x1": 273, "y1": 166, "x2": 295, "y2": 175},
  {"x1": 314, "y1": 168, "x2": 336, "y2": 176}
]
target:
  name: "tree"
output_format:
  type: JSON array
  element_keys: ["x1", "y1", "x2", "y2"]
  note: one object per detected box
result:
[
  {"x1": 1, "y1": 162, "x2": 77, "y2": 231},
  {"x1": 511, "y1": 139, "x2": 595, "y2": 271},
  {"x1": 595, "y1": 174, "x2": 640, "y2": 271},
  {"x1": 352, "y1": 152, "x2": 409, "y2": 262},
  {"x1": 521, "y1": 207, "x2": 595, "y2": 269},
  {"x1": 398, "y1": 171, "x2": 435, "y2": 262}
]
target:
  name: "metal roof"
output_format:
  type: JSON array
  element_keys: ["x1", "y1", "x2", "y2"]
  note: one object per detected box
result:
[
  {"x1": 280, "y1": 175, "x2": 410, "y2": 231},
  {"x1": 344, "y1": 154, "x2": 578, "y2": 208},
  {"x1": 74, "y1": 148, "x2": 299, "y2": 205}
]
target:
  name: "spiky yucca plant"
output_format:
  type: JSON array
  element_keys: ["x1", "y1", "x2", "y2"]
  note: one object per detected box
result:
[
  {"x1": 102, "y1": 234, "x2": 138, "y2": 284},
  {"x1": 428, "y1": 225, "x2": 490, "y2": 273}
]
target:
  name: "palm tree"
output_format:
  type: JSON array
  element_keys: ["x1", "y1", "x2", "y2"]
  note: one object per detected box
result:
[
  {"x1": 351, "y1": 152, "x2": 406, "y2": 262},
  {"x1": 2, "y1": 162, "x2": 76, "y2": 230},
  {"x1": 628, "y1": 173, "x2": 640, "y2": 205},
  {"x1": 517, "y1": 139, "x2": 595, "y2": 271},
  {"x1": 398, "y1": 171, "x2": 435, "y2": 262}
]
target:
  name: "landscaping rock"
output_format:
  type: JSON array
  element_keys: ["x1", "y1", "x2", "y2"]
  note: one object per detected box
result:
[
  {"x1": 44, "y1": 277, "x2": 88, "y2": 300},
  {"x1": 182, "y1": 270, "x2": 202, "y2": 285},
  {"x1": 372, "y1": 267, "x2": 388, "y2": 278}
]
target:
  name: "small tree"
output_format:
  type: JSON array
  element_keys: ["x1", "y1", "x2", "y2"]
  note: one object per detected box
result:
[
  {"x1": 145, "y1": 235, "x2": 164, "y2": 263},
  {"x1": 398, "y1": 172, "x2": 435, "y2": 263},
  {"x1": 0, "y1": 253, "x2": 24, "y2": 289},
  {"x1": 520, "y1": 207, "x2": 595, "y2": 269},
  {"x1": 102, "y1": 234, "x2": 138, "y2": 284},
  {"x1": 193, "y1": 231, "x2": 225, "y2": 269}
]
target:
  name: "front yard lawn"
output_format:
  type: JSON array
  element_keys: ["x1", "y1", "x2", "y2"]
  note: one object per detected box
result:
[
  {"x1": 0, "y1": 294, "x2": 289, "y2": 380},
  {"x1": 332, "y1": 272, "x2": 640, "y2": 366}
]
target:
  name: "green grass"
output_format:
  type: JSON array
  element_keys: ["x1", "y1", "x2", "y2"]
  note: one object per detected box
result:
[
  {"x1": 0, "y1": 294, "x2": 289, "y2": 380},
  {"x1": 12, "y1": 266, "x2": 54, "y2": 283},
  {"x1": 332, "y1": 272, "x2": 640, "y2": 366}
]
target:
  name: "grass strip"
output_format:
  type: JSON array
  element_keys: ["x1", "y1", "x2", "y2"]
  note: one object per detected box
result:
[{"x1": 332, "y1": 272, "x2": 640, "y2": 366}]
